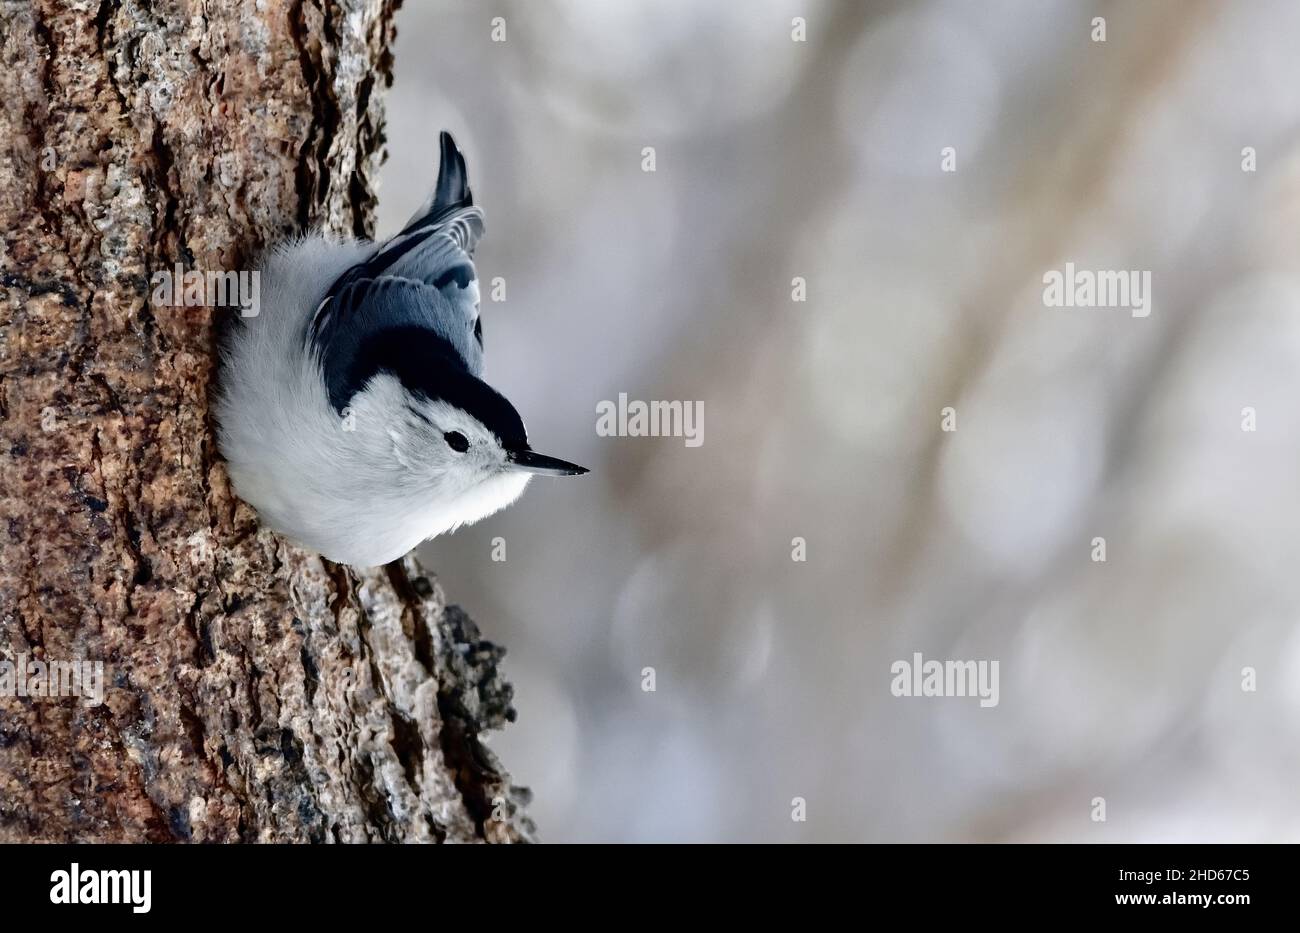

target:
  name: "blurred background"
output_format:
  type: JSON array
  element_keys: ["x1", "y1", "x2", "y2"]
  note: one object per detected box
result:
[{"x1": 381, "y1": 0, "x2": 1300, "y2": 841}]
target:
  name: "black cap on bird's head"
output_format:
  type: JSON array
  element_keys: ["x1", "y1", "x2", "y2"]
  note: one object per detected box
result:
[
  {"x1": 351, "y1": 326, "x2": 587, "y2": 476},
  {"x1": 417, "y1": 363, "x2": 588, "y2": 476}
]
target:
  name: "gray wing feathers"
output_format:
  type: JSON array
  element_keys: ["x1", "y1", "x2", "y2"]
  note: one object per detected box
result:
[
  {"x1": 309, "y1": 131, "x2": 486, "y2": 391},
  {"x1": 331, "y1": 273, "x2": 483, "y2": 376}
]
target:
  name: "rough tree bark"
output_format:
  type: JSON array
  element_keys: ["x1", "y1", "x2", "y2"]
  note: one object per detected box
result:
[{"x1": 0, "y1": 0, "x2": 533, "y2": 843}]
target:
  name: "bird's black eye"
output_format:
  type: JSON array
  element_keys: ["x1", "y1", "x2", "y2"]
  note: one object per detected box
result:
[{"x1": 444, "y1": 431, "x2": 469, "y2": 453}]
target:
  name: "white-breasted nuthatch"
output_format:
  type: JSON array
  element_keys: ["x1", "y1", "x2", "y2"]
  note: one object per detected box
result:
[{"x1": 215, "y1": 132, "x2": 587, "y2": 567}]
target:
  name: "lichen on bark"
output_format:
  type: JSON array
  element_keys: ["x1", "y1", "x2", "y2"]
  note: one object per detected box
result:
[{"x1": 0, "y1": 0, "x2": 533, "y2": 843}]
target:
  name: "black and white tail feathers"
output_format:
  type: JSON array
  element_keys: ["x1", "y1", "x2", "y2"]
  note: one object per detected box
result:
[
  {"x1": 331, "y1": 131, "x2": 484, "y2": 289},
  {"x1": 388, "y1": 131, "x2": 484, "y2": 251},
  {"x1": 427, "y1": 131, "x2": 474, "y2": 227}
]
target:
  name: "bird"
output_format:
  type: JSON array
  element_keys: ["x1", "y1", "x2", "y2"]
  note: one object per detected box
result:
[{"x1": 215, "y1": 131, "x2": 588, "y2": 568}]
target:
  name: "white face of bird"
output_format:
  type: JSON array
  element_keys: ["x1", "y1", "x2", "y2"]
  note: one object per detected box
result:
[
  {"x1": 401, "y1": 395, "x2": 512, "y2": 490},
  {"x1": 409, "y1": 396, "x2": 588, "y2": 478},
  {"x1": 346, "y1": 374, "x2": 587, "y2": 501}
]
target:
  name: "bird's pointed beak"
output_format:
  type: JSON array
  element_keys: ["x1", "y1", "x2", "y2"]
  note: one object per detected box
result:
[{"x1": 506, "y1": 448, "x2": 589, "y2": 476}]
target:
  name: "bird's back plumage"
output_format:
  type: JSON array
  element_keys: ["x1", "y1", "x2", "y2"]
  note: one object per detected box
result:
[{"x1": 309, "y1": 132, "x2": 489, "y2": 412}]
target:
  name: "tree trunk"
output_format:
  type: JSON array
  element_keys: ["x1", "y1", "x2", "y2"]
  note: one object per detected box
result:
[{"x1": 0, "y1": 0, "x2": 533, "y2": 843}]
